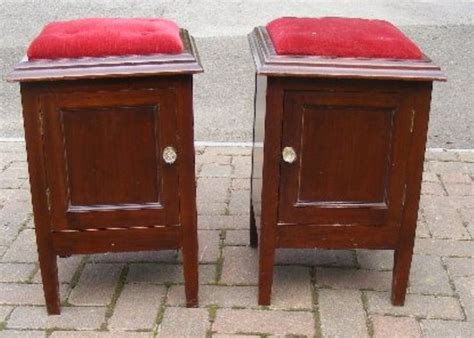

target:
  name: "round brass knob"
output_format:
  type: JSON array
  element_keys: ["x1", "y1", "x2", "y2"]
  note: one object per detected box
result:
[
  {"x1": 163, "y1": 146, "x2": 177, "y2": 164},
  {"x1": 282, "y1": 146, "x2": 297, "y2": 163}
]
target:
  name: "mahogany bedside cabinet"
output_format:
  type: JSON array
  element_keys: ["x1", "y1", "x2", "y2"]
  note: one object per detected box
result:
[
  {"x1": 248, "y1": 17, "x2": 446, "y2": 306},
  {"x1": 7, "y1": 18, "x2": 203, "y2": 314}
]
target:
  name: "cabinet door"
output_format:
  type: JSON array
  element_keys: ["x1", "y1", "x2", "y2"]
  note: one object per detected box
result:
[
  {"x1": 279, "y1": 90, "x2": 413, "y2": 226},
  {"x1": 41, "y1": 87, "x2": 179, "y2": 230}
]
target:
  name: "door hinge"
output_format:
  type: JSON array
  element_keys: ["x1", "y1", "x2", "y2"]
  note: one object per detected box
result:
[
  {"x1": 409, "y1": 109, "x2": 416, "y2": 133},
  {"x1": 45, "y1": 187, "x2": 51, "y2": 211},
  {"x1": 38, "y1": 109, "x2": 45, "y2": 136}
]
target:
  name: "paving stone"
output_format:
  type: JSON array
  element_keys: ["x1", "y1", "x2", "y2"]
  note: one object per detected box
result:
[
  {"x1": 109, "y1": 283, "x2": 165, "y2": 331},
  {"x1": 422, "y1": 172, "x2": 439, "y2": 183},
  {"x1": 271, "y1": 265, "x2": 312, "y2": 310},
  {"x1": 7, "y1": 306, "x2": 106, "y2": 330},
  {"x1": 357, "y1": 250, "x2": 394, "y2": 270},
  {"x1": 158, "y1": 307, "x2": 209, "y2": 337},
  {"x1": 319, "y1": 289, "x2": 368, "y2": 338},
  {"x1": 0, "y1": 305, "x2": 13, "y2": 321},
  {"x1": 0, "y1": 178, "x2": 26, "y2": 189},
  {"x1": 204, "y1": 147, "x2": 252, "y2": 157},
  {"x1": 196, "y1": 153, "x2": 231, "y2": 165},
  {"x1": 213, "y1": 309, "x2": 314, "y2": 336},
  {"x1": 198, "y1": 215, "x2": 248, "y2": 230},
  {"x1": 0, "y1": 330, "x2": 45, "y2": 338},
  {"x1": 231, "y1": 156, "x2": 251, "y2": 178},
  {"x1": 408, "y1": 255, "x2": 453, "y2": 295},
  {"x1": 453, "y1": 276, "x2": 474, "y2": 321},
  {"x1": 33, "y1": 255, "x2": 84, "y2": 284},
  {"x1": 178, "y1": 230, "x2": 221, "y2": 264},
  {"x1": 127, "y1": 263, "x2": 216, "y2": 284},
  {"x1": 197, "y1": 177, "x2": 231, "y2": 203},
  {"x1": 221, "y1": 247, "x2": 258, "y2": 285},
  {"x1": 167, "y1": 285, "x2": 257, "y2": 308},
  {"x1": 425, "y1": 151, "x2": 459, "y2": 162},
  {"x1": 0, "y1": 263, "x2": 35, "y2": 282},
  {"x1": 421, "y1": 195, "x2": 474, "y2": 210},
  {"x1": 225, "y1": 230, "x2": 249, "y2": 246},
  {"x1": 197, "y1": 230, "x2": 220, "y2": 263},
  {"x1": 371, "y1": 315, "x2": 422, "y2": 338},
  {"x1": 429, "y1": 161, "x2": 472, "y2": 174},
  {"x1": 458, "y1": 152, "x2": 474, "y2": 162},
  {"x1": 68, "y1": 263, "x2": 122, "y2": 306},
  {"x1": 0, "y1": 201, "x2": 31, "y2": 246},
  {"x1": 0, "y1": 245, "x2": 7, "y2": 257},
  {"x1": 231, "y1": 178, "x2": 250, "y2": 190},
  {"x1": 414, "y1": 239, "x2": 474, "y2": 257},
  {"x1": 444, "y1": 183, "x2": 473, "y2": 196},
  {"x1": 200, "y1": 264, "x2": 218, "y2": 284},
  {"x1": 2, "y1": 229, "x2": 37, "y2": 262},
  {"x1": 197, "y1": 201, "x2": 227, "y2": 215},
  {"x1": 317, "y1": 267, "x2": 391, "y2": 291},
  {"x1": 421, "y1": 319, "x2": 474, "y2": 338},
  {"x1": 275, "y1": 248, "x2": 356, "y2": 267},
  {"x1": 127, "y1": 263, "x2": 183, "y2": 284},
  {"x1": 213, "y1": 335, "x2": 259, "y2": 338},
  {"x1": 0, "y1": 283, "x2": 69, "y2": 305},
  {"x1": 459, "y1": 208, "x2": 474, "y2": 237},
  {"x1": 126, "y1": 263, "x2": 214, "y2": 286},
  {"x1": 50, "y1": 332, "x2": 151, "y2": 338},
  {"x1": 89, "y1": 250, "x2": 178, "y2": 263},
  {"x1": 440, "y1": 172, "x2": 472, "y2": 183},
  {"x1": 228, "y1": 189, "x2": 249, "y2": 215},
  {"x1": 444, "y1": 257, "x2": 474, "y2": 277},
  {"x1": 200, "y1": 163, "x2": 232, "y2": 177},
  {"x1": 421, "y1": 182, "x2": 446, "y2": 195},
  {"x1": 366, "y1": 291, "x2": 463, "y2": 319},
  {"x1": 416, "y1": 219, "x2": 432, "y2": 238},
  {"x1": 422, "y1": 206, "x2": 470, "y2": 240}
]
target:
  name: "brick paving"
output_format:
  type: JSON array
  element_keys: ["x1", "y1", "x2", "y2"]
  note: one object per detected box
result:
[{"x1": 0, "y1": 142, "x2": 473, "y2": 337}]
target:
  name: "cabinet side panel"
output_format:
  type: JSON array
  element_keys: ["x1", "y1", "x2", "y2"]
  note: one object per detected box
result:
[{"x1": 251, "y1": 75, "x2": 267, "y2": 231}]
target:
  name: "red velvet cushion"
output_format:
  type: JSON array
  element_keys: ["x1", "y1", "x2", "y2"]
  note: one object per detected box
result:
[
  {"x1": 266, "y1": 17, "x2": 423, "y2": 59},
  {"x1": 27, "y1": 18, "x2": 184, "y2": 60}
]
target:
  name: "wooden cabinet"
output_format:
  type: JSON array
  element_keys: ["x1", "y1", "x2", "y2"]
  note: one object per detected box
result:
[
  {"x1": 42, "y1": 86, "x2": 180, "y2": 231},
  {"x1": 248, "y1": 27, "x2": 445, "y2": 306},
  {"x1": 8, "y1": 30, "x2": 203, "y2": 314}
]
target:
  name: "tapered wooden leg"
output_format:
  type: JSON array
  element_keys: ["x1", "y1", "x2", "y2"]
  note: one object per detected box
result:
[
  {"x1": 258, "y1": 224, "x2": 276, "y2": 305},
  {"x1": 37, "y1": 246, "x2": 60, "y2": 314},
  {"x1": 182, "y1": 230, "x2": 199, "y2": 307},
  {"x1": 391, "y1": 241, "x2": 415, "y2": 306},
  {"x1": 250, "y1": 202, "x2": 258, "y2": 248}
]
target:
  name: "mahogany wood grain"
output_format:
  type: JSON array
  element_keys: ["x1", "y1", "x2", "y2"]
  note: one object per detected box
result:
[
  {"x1": 52, "y1": 226, "x2": 180, "y2": 255},
  {"x1": 249, "y1": 28, "x2": 444, "y2": 307},
  {"x1": 7, "y1": 30, "x2": 202, "y2": 82},
  {"x1": 10, "y1": 36, "x2": 202, "y2": 313},
  {"x1": 257, "y1": 77, "x2": 285, "y2": 305},
  {"x1": 174, "y1": 76, "x2": 199, "y2": 307},
  {"x1": 391, "y1": 82, "x2": 433, "y2": 305},
  {"x1": 248, "y1": 27, "x2": 446, "y2": 81},
  {"x1": 20, "y1": 85, "x2": 60, "y2": 314}
]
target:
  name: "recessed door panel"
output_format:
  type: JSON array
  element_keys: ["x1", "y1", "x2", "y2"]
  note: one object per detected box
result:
[
  {"x1": 279, "y1": 90, "x2": 413, "y2": 226},
  {"x1": 42, "y1": 87, "x2": 179, "y2": 230},
  {"x1": 62, "y1": 105, "x2": 160, "y2": 206}
]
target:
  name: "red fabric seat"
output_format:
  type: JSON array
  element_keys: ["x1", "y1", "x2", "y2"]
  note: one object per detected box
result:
[
  {"x1": 27, "y1": 18, "x2": 184, "y2": 60},
  {"x1": 266, "y1": 17, "x2": 423, "y2": 60}
]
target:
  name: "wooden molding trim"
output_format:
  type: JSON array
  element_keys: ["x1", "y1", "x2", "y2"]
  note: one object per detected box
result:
[
  {"x1": 248, "y1": 26, "x2": 446, "y2": 81},
  {"x1": 7, "y1": 29, "x2": 203, "y2": 82}
]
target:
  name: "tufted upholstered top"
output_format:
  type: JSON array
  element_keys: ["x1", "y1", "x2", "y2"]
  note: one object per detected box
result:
[
  {"x1": 266, "y1": 17, "x2": 423, "y2": 60},
  {"x1": 27, "y1": 18, "x2": 184, "y2": 60}
]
